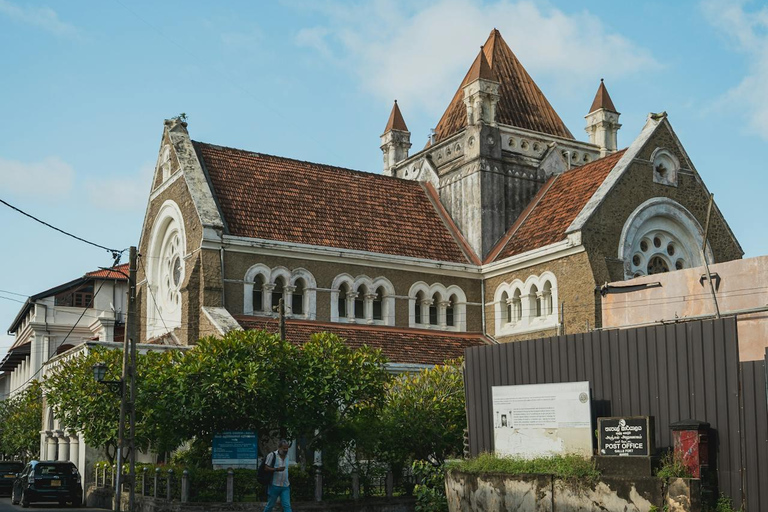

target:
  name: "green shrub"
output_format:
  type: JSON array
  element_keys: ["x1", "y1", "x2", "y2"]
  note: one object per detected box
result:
[
  {"x1": 708, "y1": 493, "x2": 743, "y2": 512},
  {"x1": 451, "y1": 453, "x2": 600, "y2": 485},
  {"x1": 412, "y1": 460, "x2": 447, "y2": 512},
  {"x1": 655, "y1": 450, "x2": 693, "y2": 480}
]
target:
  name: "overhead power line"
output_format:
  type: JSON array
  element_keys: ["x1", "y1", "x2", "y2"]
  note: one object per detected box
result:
[{"x1": 0, "y1": 197, "x2": 125, "y2": 258}]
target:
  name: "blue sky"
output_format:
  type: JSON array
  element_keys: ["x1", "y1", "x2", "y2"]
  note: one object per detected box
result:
[{"x1": 1, "y1": 0, "x2": 767, "y2": 353}]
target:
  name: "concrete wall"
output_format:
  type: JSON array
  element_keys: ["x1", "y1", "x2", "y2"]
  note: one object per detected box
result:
[
  {"x1": 601, "y1": 255, "x2": 768, "y2": 361},
  {"x1": 446, "y1": 470, "x2": 700, "y2": 512}
]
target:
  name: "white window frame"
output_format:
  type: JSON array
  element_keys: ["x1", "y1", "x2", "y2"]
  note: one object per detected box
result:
[{"x1": 493, "y1": 272, "x2": 558, "y2": 336}]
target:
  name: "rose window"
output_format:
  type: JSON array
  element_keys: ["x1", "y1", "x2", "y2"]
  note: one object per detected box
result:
[
  {"x1": 629, "y1": 230, "x2": 689, "y2": 278},
  {"x1": 160, "y1": 231, "x2": 183, "y2": 314}
]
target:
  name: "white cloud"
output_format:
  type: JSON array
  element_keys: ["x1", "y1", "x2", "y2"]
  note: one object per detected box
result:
[
  {"x1": 0, "y1": 0, "x2": 78, "y2": 37},
  {"x1": 702, "y1": 0, "x2": 768, "y2": 140},
  {"x1": 292, "y1": 0, "x2": 658, "y2": 114},
  {"x1": 86, "y1": 163, "x2": 154, "y2": 212},
  {"x1": 0, "y1": 156, "x2": 74, "y2": 197}
]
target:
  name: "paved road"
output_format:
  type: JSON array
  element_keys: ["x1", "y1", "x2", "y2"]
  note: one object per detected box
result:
[{"x1": 0, "y1": 497, "x2": 109, "y2": 511}]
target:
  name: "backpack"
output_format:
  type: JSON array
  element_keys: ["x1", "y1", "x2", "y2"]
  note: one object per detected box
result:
[{"x1": 257, "y1": 451, "x2": 276, "y2": 486}]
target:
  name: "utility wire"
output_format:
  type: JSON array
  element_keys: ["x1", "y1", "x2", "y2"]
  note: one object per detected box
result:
[
  {"x1": 138, "y1": 255, "x2": 171, "y2": 336},
  {"x1": 0, "y1": 198, "x2": 125, "y2": 258},
  {"x1": 0, "y1": 295, "x2": 26, "y2": 304},
  {"x1": 0, "y1": 289, "x2": 28, "y2": 298}
]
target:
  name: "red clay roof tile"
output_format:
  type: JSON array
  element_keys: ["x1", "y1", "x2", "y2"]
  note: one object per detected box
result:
[
  {"x1": 194, "y1": 142, "x2": 472, "y2": 263},
  {"x1": 85, "y1": 263, "x2": 129, "y2": 280},
  {"x1": 234, "y1": 315, "x2": 489, "y2": 365},
  {"x1": 492, "y1": 149, "x2": 626, "y2": 260},
  {"x1": 432, "y1": 29, "x2": 573, "y2": 144}
]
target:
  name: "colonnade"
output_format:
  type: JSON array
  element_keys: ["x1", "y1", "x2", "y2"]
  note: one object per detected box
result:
[{"x1": 40, "y1": 430, "x2": 80, "y2": 467}]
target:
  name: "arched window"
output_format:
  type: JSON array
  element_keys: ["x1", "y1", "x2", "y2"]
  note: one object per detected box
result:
[
  {"x1": 542, "y1": 281, "x2": 553, "y2": 316},
  {"x1": 529, "y1": 284, "x2": 541, "y2": 318},
  {"x1": 292, "y1": 279, "x2": 305, "y2": 315},
  {"x1": 415, "y1": 291, "x2": 425, "y2": 324},
  {"x1": 272, "y1": 277, "x2": 285, "y2": 312},
  {"x1": 354, "y1": 285, "x2": 366, "y2": 319},
  {"x1": 338, "y1": 283, "x2": 348, "y2": 318},
  {"x1": 429, "y1": 293, "x2": 440, "y2": 325},
  {"x1": 512, "y1": 289, "x2": 522, "y2": 322},
  {"x1": 446, "y1": 294, "x2": 456, "y2": 327},
  {"x1": 253, "y1": 274, "x2": 265, "y2": 313},
  {"x1": 501, "y1": 291, "x2": 511, "y2": 323},
  {"x1": 372, "y1": 287, "x2": 383, "y2": 321}
]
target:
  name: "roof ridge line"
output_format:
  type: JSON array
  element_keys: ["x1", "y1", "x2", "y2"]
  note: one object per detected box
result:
[{"x1": 194, "y1": 140, "x2": 423, "y2": 184}]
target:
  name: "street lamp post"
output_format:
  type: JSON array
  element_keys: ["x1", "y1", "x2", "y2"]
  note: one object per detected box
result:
[{"x1": 91, "y1": 246, "x2": 138, "y2": 512}]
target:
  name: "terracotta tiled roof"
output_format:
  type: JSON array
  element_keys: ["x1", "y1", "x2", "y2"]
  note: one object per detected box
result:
[
  {"x1": 194, "y1": 142, "x2": 474, "y2": 263},
  {"x1": 589, "y1": 79, "x2": 617, "y2": 114},
  {"x1": 467, "y1": 47, "x2": 496, "y2": 82},
  {"x1": 234, "y1": 315, "x2": 489, "y2": 365},
  {"x1": 490, "y1": 150, "x2": 626, "y2": 261},
  {"x1": 384, "y1": 100, "x2": 408, "y2": 132},
  {"x1": 432, "y1": 29, "x2": 573, "y2": 144},
  {"x1": 85, "y1": 263, "x2": 130, "y2": 280}
]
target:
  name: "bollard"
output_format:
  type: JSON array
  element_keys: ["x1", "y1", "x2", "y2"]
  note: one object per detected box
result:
[
  {"x1": 351, "y1": 471, "x2": 360, "y2": 500},
  {"x1": 111, "y1": 464, "x2": 116, "y2": 488},
  {"x1": 385, "y1": 469, "x2": 394, "y2": 498},
  {"x1": 95, "y1": 463, "x2": 100, "y2": 487},
  {"x1": 166, "y1": 469, "x2": 174, "y2": 501},
  {"x1": 142, "y1": 467, "x2": 148, "y2": 496},
  {"x1": 226, "y1": 468, "x2": 234, "y2": 503},
  {"x1": 181, "y1": 469, "x2": 189, "y2": 503},
  {"x1": 101, "y1": 464, "x2": 107, "y2": 488},
  {"x1": 314, "y1": 466, "x2": 323, "y2": 502},
  {"x1": 154, "y1": 468, "x2": 160, "y2": 499}
]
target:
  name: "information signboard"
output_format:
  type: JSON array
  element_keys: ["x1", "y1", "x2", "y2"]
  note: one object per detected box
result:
[
  {"x1": 598, "y1": 417, "x2": 654, "y2": 456},
  {"x1": 491, "y1": 381, "x2": 592, "y2": 458},
  {"x1": 212, "y1": 431, "x2": 258, "y2": 468}
]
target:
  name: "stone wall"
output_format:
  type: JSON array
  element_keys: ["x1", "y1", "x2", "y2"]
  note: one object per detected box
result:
[{"x1": 446, "y1": 469, "x2": 700, "y2": 512}]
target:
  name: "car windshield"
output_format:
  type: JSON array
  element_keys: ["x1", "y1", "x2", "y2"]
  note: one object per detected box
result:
[
  {"x1": 35, "y1": 464, "x2": 74, "y2": 476},
  {"x1": 0, "y1": 463, "x2": 23, "y2": 472}
]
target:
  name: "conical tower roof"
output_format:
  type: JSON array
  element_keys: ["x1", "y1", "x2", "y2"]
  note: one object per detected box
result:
[
  {"x1": 588, "y1": 79, "x2": 617, "y2": 114},
  {"x1": 383, "y1": 100, "x2": 409, "y2": 132},
  {"x1": 432, "y1": 29, "x2": 573, "y2": 143}
]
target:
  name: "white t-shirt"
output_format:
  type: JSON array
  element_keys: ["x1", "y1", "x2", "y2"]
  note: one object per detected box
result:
[{"x1": 267, "y1": 451, "x2": 289, "y2": 487}]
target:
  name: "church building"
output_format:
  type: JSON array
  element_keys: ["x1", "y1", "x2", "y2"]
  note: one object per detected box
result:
[{"x1": 135, "y1": 29, "x2": 743, "y2": 359}]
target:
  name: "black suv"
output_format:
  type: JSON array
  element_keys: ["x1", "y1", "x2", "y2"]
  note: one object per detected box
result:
[
  {"x1": 12, "y1": 460, "x2": 82, "y2": 508},
  {"x1": 0, "y1": 461, "x2": 23, "y2": 496}
]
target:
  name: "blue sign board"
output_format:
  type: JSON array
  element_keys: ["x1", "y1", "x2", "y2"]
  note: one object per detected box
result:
[{"x1": 212, "y1": 431, "x2": 258, "y2": 466}]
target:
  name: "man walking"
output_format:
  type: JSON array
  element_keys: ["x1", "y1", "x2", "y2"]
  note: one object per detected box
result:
[{"x1": 263, "y1": 440, "x2": 292, "y2": 512}]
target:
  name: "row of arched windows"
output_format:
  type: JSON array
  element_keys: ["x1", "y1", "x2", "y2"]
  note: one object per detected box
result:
[
  {"x1": 243, "y1": 266, "x2": 467, "y2": 331},
  {"x1": 494, "y1": 273, "x2": 558, "y2": 335}
]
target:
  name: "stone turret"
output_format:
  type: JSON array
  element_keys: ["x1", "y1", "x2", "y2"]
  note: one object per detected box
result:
[
  {"x1": 463, "y1": 48, "x2": 500, "y2": 126},
  {"x1": 380, "y1": 100, "x2": 411, "y2": 176},
  {"x1": 585, "y1": 79, "x2": 621, "y2": 157}
]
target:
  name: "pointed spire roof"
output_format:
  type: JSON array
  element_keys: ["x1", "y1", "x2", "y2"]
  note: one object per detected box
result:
[
  {"x1": 384, "y1": 100, "x2": 409, "y2": 132},
  {"x1": 589, "y1": 79, "x2": 617, "y2": 114},
  {"x1": 466, "y1": 46, "x2": 496, "y2": 82},
  {"x1": 431, "y1": 29, "x2": 573, "y2": 144}
]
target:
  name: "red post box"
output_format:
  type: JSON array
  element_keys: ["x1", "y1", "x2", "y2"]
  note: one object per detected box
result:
[{"x1": 669, "y1": 419, "x2": 710, "y2": 478}]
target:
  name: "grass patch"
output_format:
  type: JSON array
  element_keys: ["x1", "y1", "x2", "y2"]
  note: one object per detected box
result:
[
  {"x1": 655, "y1": 450, "x2": 693, "y2": 479},
  {"x1": 450, "y1": 453, "x2": 600, "y2": 484}
]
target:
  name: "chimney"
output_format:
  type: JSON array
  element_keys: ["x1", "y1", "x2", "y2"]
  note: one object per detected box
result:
[
  {"x1": 585, "y1": 79, "x2": 621, "y2": 157},
  {"x1": 380, "y1": 100, "x2": 411, "y2": 176}
]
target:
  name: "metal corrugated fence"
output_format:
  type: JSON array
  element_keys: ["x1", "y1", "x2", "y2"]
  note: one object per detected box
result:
[{"x1": 464, "y1": 318, "x2": 767, "y2": 512}]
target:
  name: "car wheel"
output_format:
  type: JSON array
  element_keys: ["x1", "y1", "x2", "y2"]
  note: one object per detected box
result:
[{"x1": 20, "y1": 489, "x2": 29, "y2": 508}]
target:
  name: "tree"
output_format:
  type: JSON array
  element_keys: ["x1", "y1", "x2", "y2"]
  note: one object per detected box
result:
[
  {"x1": 379, "y1": 360, "x2": 465, "y2": 465},
  {"x1": 0, "y1": 380, "x2": 43, "y2": 460},
  {"x1": 290, "y1": 332, "x2": 390, "y2": 453},
  {"x1": 42, "y1": 347, "x2": 172, "y2": 463}
]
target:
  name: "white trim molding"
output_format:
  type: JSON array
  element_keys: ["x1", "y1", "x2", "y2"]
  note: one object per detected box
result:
[
  {"x1": 330, "y1": 274, "x2": 395, "y2": 326},
  {"x1": 493, "y1": 271, "x2": 558, "y2": 336},
  {"x1": 243, "y1": 264, "x2": 317, "y2": 320},
  {"x1": 407, "y1": 282, "x2": 467, "y2": 332}
]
